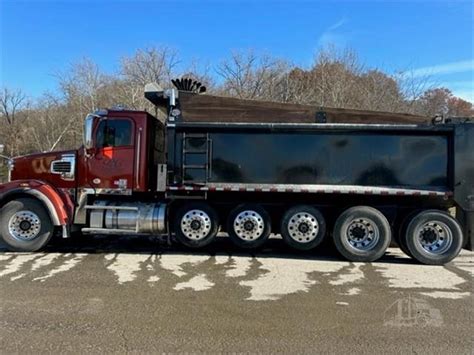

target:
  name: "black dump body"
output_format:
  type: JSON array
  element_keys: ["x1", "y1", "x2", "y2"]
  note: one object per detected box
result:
[
  {"x1": 145, "y1": 85, "x2": 474, "y2": 248},
  {"x1": 169, "y1": 123, "x2": 450, "y2": 191}
]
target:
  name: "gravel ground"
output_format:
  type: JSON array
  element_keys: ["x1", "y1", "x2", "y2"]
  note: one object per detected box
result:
[{"x1": 0, "y1": 236, "x2": 472, "y2": 353}]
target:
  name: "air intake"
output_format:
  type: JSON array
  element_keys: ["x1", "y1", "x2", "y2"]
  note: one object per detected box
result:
[
  {"x1": 51, "y1": 154, "x2": 75, "y2": 181},
  {"x1": 51, "y1": 161, "x2": 72, "y2": 173}
]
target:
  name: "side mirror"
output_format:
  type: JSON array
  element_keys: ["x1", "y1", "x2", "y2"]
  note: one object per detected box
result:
[
  {"x1": 84, "y1": 115, "x2": 95, "y2": 150},
  {"x1": 83, "y1": 114, "x2": 98, "y2": 158}
]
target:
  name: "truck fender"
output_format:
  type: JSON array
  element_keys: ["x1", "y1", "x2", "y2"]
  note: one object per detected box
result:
[{"x1": 0, "y1": 180, "x2": 73, "y2": 228}]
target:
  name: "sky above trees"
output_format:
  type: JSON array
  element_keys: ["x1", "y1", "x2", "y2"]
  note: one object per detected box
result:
[{"x1": 1, "y1": 0, "x2": 472, "y2": 102}]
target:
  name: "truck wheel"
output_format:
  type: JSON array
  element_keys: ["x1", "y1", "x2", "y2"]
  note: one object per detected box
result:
[
  {"x1": 174, "y1": 203, "x2": 219, "y2": 248},
  {"x1": 281, "y1": 205, "x2": 326, "y2": 251},
  {"x1": 333, "y1": 206, "x2": 391, "y2": 262},
  {"x1": 403, "y1": 210, "x2": 463, "y2": 265},
  {"x1": 0, "y1": 198, "x2": 54, "y2": 252},
  {"x1": 227, "y1": 204, "x2": 271, "y2": 249},
  {"x1": 396, "y1": 212, "x2": 418, "y2": 258}
]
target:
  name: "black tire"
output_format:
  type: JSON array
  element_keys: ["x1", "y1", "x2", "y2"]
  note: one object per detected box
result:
[
  {"x1": 333, "y1": 206, "x2": 391, "y2": 262},
  {"x1": 280, "y1": 205, "x2": 326, "y2": 251},
  {"x1": 403, "y1": 210, "x2": 463, "y2": 265},
  {"x1": 0, "y1": 198, "x2": 54, "y2": 252},
  {"x1": 227, "y1": 204, "x2": 271, "y2": 249},
  {"x1": 173, "y1": 202, "x2": 219, "y2": 248},
  {"x1": 396, "y1": 212, "x2": 418, "y2": 258}
]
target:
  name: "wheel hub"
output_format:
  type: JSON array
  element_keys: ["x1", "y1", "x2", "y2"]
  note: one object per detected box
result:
[
  {"x1": 298, "y1": 222, "x2": 309, "y2": 234},
  {"x1": 19, "y1": 220, "x2": 32, "y2": 231},
  {"x1": 190, "y1": 220, "x2": 202, "y2": 230},
  {"x1": 287, "y1": 213, "x2": 319, "y2": 243},
  {"x1": 416, "y1": 221, "x2": 452, "y2": 254},
  {"x1": 8, "y1": 211, "x2": 42, "y2": 241},
  {"x1": 420, "y1": 228, "x2": 437, "y2": 244},
  {"x1": 346, "y1": 218, "x2": 379, "y2": 251},
  {"x1": 234, "y1": 210, "x2": 264, "y2": 241},
  {"x1": 180, "y1": 209, "x2": 212, "y2": 240},
  {"x1": 350, "y1": 226, "x2": 366, "y2": 240},
  {"x1": 243, "y1": 220, "x2": 255, "y2": 231}
]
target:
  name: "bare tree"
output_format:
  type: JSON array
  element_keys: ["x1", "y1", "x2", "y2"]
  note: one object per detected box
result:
[
  {"x1": 0, "y1": 87, "x2": 27, "y2": 125},
  {"x1": 181, "y1": 58, "x2": 216, "y2": 93},
  {"x1": 121, "y1": 46, "x2": 179, "y2": 86},
  {"x1": 413, "y1": 88, "x2": 474, "y2": 117},
  {"x1": 0, "y1": 88, "x2": 30, "y2": 156},
  {"x1": 57, "y1": 57, "x2": 111, "y2": 113},
  {"x1": 216, "y1": 50, "x2": 292, "y2": 101}
]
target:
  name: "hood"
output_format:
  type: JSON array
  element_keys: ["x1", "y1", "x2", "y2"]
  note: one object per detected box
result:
[{"x1": 10, "y1": 150, "x2": 77, "y2": 186}]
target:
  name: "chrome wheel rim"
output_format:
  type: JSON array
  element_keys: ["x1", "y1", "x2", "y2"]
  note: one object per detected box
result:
[
  {"x1": 345, "y1": 218, "x2": 379, "y2": 251},
  {"x1": 8, "y1": 211, "x2": 42, "y2": 241},
  {"x1": 233, "y1": 210, "x2": 264, "y2": 241},
  {"x1": 415, "y1": 221, "x2": 453, "y2": 255},
  {"x1": 180, "y1": 209, "x2": 212, "y2": 240},
  {"x1": 287, "y1": 212, "x2": 319, "y2": 243}
]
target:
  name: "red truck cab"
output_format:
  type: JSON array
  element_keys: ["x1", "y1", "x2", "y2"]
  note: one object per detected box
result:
[{"x1": 0, "y1": 108, "x2": 166, "y2": 251}]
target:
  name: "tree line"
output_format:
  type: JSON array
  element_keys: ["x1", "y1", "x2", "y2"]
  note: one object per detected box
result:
[{"x1": 1, "y1": 46, "x2": 473, "y2": 159}]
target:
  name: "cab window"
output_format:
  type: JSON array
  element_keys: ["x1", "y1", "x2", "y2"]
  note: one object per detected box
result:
[{"x1": 96, "y1": 119, "x2": 133, "y2": 148}]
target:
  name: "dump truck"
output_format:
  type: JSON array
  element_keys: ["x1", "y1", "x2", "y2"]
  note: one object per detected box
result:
[{"x1": 0, "y1": 79, "x2": 472, "y2": 265}]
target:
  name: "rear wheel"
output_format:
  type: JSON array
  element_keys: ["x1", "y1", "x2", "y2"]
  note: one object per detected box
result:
[
  {"x1": 333, "y1": 206, "x2": 391, "y2": 262},
  {"x1": 396, "y1": 212, "x2": 418, "y2": 258},
  {"x1": 227, "y1": 204, "x2": 271, "y2": 249},
  {"x1": 0, "y1": 198, "x2": 54, "y2": 252},
  {"x1": 403, "y1": 210, "x2": 463, "y2": 265},
  {"x1": 281, "y1": 205, "x2": 326, "y2": 250},
  {"x1": 174, "y1": 203, "x2": 219, "y2": 248}
]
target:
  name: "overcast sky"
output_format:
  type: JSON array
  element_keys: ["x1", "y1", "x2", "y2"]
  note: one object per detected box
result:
[{"x1": 1, "y1": 0, "x2": 473, "y2": 102}]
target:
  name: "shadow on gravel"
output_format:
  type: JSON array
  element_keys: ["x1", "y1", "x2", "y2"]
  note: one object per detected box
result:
[{"x1": 1, "y1": 233, "x2": 416, "y2": 265}]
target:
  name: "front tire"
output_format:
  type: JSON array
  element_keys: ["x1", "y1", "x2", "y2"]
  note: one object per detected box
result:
[
  {"x1": 0, "y1": 198, "x2": 54, "y2": 252},
  {"x1": 332, "y1": 206, "x2": 391, "y2": 262},
  {"x1": 403, "y1": 210, "x2": 463, "y2": 265}
]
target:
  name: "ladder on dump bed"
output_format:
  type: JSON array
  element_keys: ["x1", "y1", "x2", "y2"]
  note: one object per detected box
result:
[{"x1": 182, "y1": 132, "x2": 212, "y2": 184}]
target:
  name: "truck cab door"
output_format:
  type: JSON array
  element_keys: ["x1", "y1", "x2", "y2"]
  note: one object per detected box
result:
[{"x1": 86, "y1": 117, "x2": 135, "y2": 192}]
